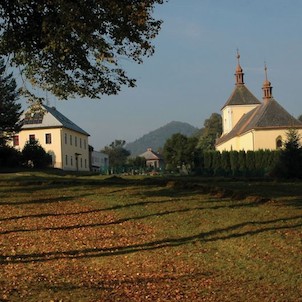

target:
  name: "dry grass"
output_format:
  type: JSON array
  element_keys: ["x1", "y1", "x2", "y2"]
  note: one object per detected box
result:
[{"x1": 0, "y1": 172, "x2": 301, "y2": 301}]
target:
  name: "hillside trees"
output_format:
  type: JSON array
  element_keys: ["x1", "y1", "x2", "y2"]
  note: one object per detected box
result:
[
  {"x1": 0, "y1": 57, "x2": 22, "y2": 147},
  {"x1": 0, "y1": 1, "x2": 165, "y2": 100}
]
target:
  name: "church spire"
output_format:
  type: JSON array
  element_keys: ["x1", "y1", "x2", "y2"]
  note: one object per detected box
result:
[
  {"x1": 262, "y1": 63, "x2": 273, "y2": 101},
  {"x1": 235, "y1": 49, "x2": 244, "y2": 85}
]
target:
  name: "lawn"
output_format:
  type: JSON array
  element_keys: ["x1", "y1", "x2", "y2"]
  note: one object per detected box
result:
[{"x1": 0, "y1": 172, "x2": 301, "y2": 301}]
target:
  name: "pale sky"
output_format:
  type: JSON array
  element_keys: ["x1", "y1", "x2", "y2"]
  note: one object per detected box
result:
[{"x1": 18, "y1": 0, "x2": 302, "y2": 150}]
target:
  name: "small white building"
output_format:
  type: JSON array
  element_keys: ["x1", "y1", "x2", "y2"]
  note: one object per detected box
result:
[
  {"x1": 12, "y1": 104, "x2": 90, "y2": 171},
  {"x1": 90, "y1": 150, "x2": 109, "y2": 173}
]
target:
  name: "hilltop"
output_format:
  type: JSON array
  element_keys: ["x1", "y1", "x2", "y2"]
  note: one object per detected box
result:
[{"x1": 125, "y1": 121, "x2": 199, "y2": 156}]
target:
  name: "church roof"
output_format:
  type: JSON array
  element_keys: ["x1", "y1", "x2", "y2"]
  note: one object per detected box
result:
[
  {"x1": 216, "y1": 98, "x2": 302, "y2": 146},
  {"x1": 221, "y1": 84, "x2": 261, "y2": 110},
  {"x1": 21, "y1": 104, "x2": 90, "y2": 136}
]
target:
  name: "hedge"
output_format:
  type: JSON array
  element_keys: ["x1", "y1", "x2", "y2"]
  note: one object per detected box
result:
[{"x1": 200, "y1": 149, "x2": 280, "y2": 177}]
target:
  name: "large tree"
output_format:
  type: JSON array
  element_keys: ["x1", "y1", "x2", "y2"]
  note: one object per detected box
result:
[
  {"x1": 197, "y1": 113, "x2": 222, "y2": 151},
  {"x1": 0, "y1": 57, "x2": 22, "y2": 147},
  {"x1": 0, "y1": 1, "x2": 165, "y2": 100},
  {"x1": 163, "y1": 133, "x2": 198, "y2": 172},
  {"x1": 102, "y1": 140, "x2": 130, "y2": 173}
]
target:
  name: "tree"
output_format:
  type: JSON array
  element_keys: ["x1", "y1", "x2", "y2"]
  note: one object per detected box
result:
[
  {"x1": 163, "y1": 133, "x2": 198, "y2": 172},
  {"x1": 198, "y1": 113, "x2": 222, "y2": 151},
  {"x1": 127, "y1": 156, "x2": 146, "y2": 173},
  {"x1": 102, "y1": 140, "x2": 130, "y2": 173},
  {"x1": 0, "y1": 1, "x2": 165, "y2": 100},
  {"x1": 22, "y1": 139, "x2": 52, "y2": 168},
  {"x1": 0, "y1": 57, "x2": 22, "y2": 147},
  {"x1": 272, "y1": 128, "x2": 302, "y2": 178}
]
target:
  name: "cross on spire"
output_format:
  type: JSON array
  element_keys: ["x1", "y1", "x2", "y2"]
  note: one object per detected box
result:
[{"x1": 262, "y1": 63, "x2": 273, "y2": 100}]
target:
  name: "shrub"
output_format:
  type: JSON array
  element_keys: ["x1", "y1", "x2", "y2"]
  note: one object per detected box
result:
[
  {"x1": 22, "y1": 140, "x2": 52, "y2": 168},
  {"x1": 0, "y1": 145, "x2": 22, "y2": 168}
]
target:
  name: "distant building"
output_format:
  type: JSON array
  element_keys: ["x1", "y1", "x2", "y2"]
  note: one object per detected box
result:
[
  {"x1": 90, "y1": 149, "x2": 109, "y2": 173},
  {"x1": 216, "y1": 53, "x2": 302, "y2": 151},
  {"x1": 12, "y1": 103, "x2": 90, "y2": 171},
  {"x1": 139, "y1": 148, "x2": 164, "y2": 170}
]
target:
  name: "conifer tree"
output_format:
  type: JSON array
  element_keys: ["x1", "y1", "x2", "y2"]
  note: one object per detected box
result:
[
  {"x1": 0, "y1": 58, "x2": 21, "y2": 147},
  {"x1": 273, "y1": 129, "x2": 302, "y2": 178}
]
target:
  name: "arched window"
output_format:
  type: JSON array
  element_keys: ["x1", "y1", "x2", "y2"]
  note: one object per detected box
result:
[{"x1": 276, "y1": 136, "x2": 282, "y2": 149}]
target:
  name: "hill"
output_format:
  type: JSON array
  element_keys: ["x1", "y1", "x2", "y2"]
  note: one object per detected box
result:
[{"x1": 125, "y1": 121, "x2": 199, "y2": 156}]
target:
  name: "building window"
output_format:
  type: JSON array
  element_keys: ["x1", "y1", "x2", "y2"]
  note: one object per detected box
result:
[
  {"x1": 75, "y1": 136, "x2": 77, "y2": 147},
  {"x1": 84, "y1": 139, "x2": 86, "y2": 149},
  {"x1": 80, "y1": 138, "x2": 82, "y2": 148},
  {"x1": 13, "y1": 135, "x2": 19, "y2": 146},
  {"x1": 45, "y1": 133, "x2": 52, "y2": 144},
  {"x1": 276, "y1": 136, "x2": 282, "y2": 149},
  {"x1": 71, "y1": 156, "x2": 73, "y2": 166},
  {"x1": 65, "y1": 133, "x2": 67, "y2": 144},
  {"x1": 84, "y1": 158, "x2": 87, "y2": 168},
  {"x1": 80, "y1": 158, "x2": 83, "y2": 168},
  {"x1": 65, "y1": 155, "x2": 68, "y2": 165},
  {"x1": 29, "y1": 134, "x2": 35, "y2": 144},
  {"x1": 70, "y1": 135, "x2": 72, "y2": 145}
]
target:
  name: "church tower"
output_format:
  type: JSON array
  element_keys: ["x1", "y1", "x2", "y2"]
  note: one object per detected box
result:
[
  {"x1": 221, "y1": 51, "x2": 261, "y2": 135},
  {"x1": 262, "y1": 64, "x2": 273, "y2": 101}
]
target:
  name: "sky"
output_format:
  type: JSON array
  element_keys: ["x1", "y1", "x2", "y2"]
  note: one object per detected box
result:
[{"x1": 17, "y1": 0, "x2": 302, "y2": 150}]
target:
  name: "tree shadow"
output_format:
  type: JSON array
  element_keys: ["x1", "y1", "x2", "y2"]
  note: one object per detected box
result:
[
  {"x1": 1, "y1": 215, "x2": 301, "y2": 264},
  {"x1": 0, "y1": 197, "x2": 272, "y2": 234},
  {"x1": 0, "y1": 193, "x2": 93, "y2": 206}
]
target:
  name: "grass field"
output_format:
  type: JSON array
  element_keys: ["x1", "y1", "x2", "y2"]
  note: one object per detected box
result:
[{"x1": 0, "y1": 172, "x2": 301, "y2": 301}]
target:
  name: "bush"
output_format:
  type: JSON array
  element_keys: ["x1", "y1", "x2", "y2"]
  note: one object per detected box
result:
[
  {"x1": 22, "y1": 140, "x2": 52, "y2": 168},
  {"x1": 0, "y1": 145, "x2": 22, "y2": 168}
]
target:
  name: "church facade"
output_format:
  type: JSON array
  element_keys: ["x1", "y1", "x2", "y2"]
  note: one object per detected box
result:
[{"x1": 216, "y1": 54, "x2": 302, "y2": 152}]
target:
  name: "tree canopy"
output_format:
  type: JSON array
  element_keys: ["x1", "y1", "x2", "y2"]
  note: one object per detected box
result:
[
  {"x1": 102, "y1": 140, "x2": 130, "y2": 172},
  {"x1": 0, "y1": 0, "x2": 165, "y2": 100},
  {"x1": 163, "y1": 133, "x2": 198, "y2": 172},
  {"x1": 197, "y1": 113, "x2": 222, "y2": 151},
  {"x1": 0, "y1": 57, "x2": 21, "y2": 147}
]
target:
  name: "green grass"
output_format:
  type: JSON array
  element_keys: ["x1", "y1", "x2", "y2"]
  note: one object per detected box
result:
[{"x1": 0, "y1": 172, "x2": 301, "y2": 301}]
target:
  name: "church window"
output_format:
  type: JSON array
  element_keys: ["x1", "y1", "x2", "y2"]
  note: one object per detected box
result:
[{"x1": 276, "y1": 136, "x2": 282, "y2": 149}]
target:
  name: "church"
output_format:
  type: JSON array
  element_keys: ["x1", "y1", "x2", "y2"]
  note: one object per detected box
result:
[{"x1": 215, "y1": 53, "x2": 302, "y2": 151}]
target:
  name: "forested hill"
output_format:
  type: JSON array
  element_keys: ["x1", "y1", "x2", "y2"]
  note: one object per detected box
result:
[{"x1": 125, "y1": 121, "x2": 199, "y2": 156}]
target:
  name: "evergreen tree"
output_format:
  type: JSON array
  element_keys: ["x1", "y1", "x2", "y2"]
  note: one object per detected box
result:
[
  {"x1": 0, "y1": 57, "x2": 21, "y2": 147},
  {"x1": 22, "y1": 139, "x2": 52, "y2": 168},
  {"x1": 272, "y1": 129, "x2": 302, "y2": 178}
]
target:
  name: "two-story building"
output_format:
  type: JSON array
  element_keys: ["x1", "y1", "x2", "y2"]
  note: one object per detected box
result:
[{"x1": 12, "y1": 104, "x2": 90, "y2": 171}]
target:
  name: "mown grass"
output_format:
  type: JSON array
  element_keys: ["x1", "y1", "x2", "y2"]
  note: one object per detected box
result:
[{"x1": 0, "y1": 172, "x2": 301, "y2": 301}]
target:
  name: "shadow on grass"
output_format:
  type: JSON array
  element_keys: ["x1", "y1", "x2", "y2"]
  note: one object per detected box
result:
[
  {"x1": 1, "y1": 215, "x2": 301, "y2": 264},
  {"x1": 0, "y1": 197, "x2": 272, "y2": 234},
  {"x1": 0, "y1": 193, "x2": 93, "y2": 206}
]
